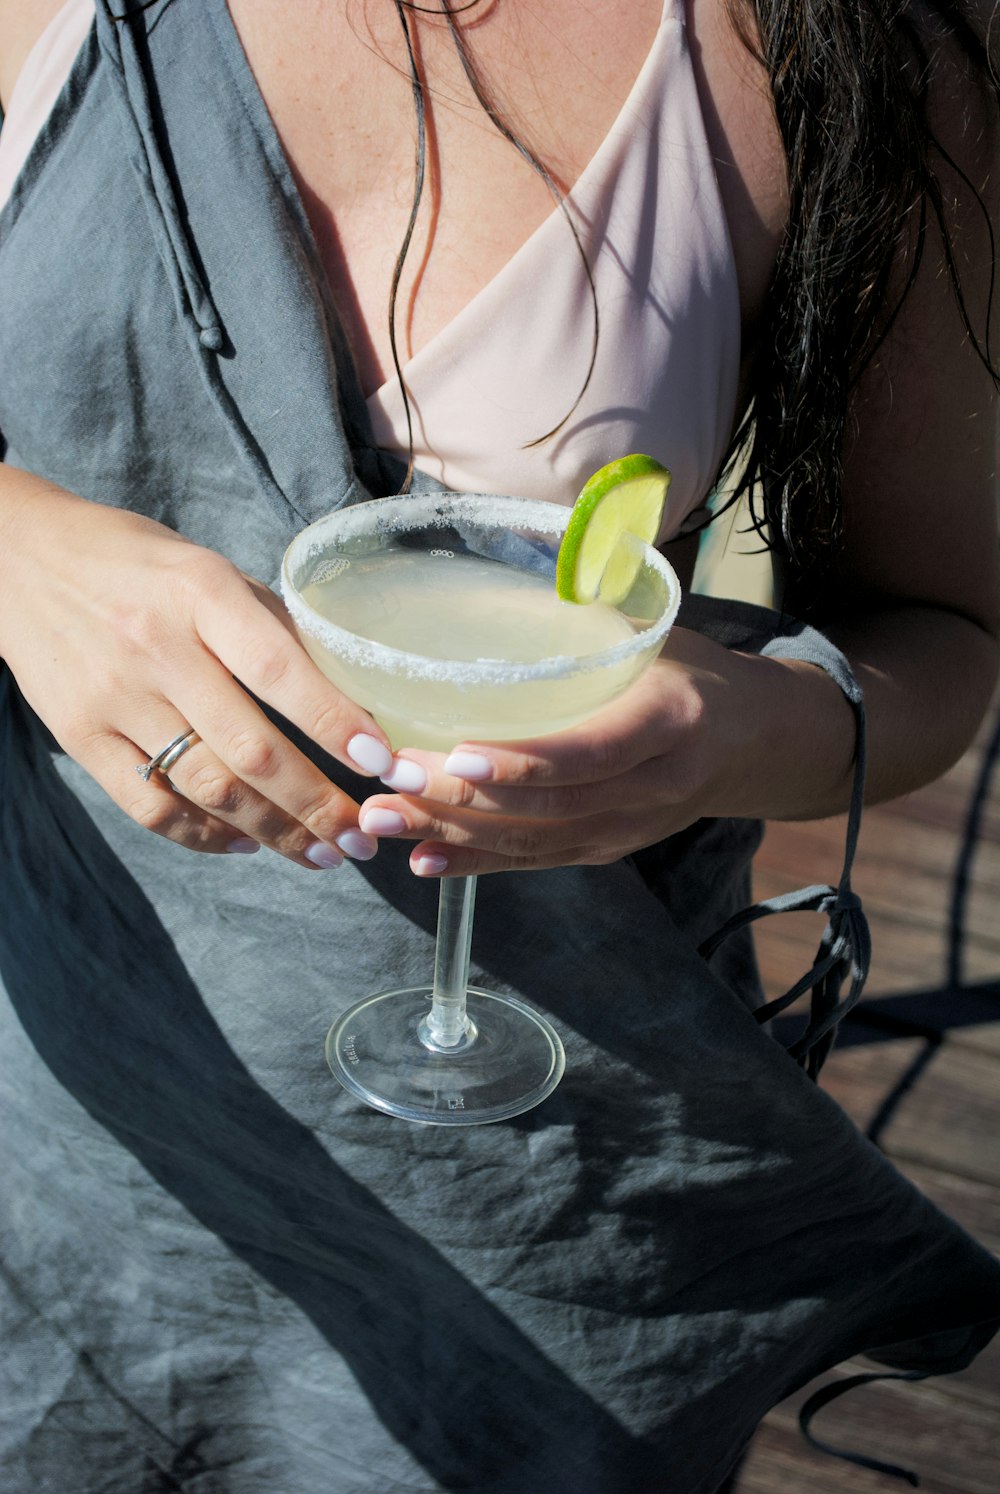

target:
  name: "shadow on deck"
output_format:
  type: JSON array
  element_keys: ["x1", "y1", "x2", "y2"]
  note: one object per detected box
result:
[{"x1": 728, "y1": 698, "x2": 1000, "y2": 1493}]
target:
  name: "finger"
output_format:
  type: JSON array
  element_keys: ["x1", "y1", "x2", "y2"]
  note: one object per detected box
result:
[
  {"x1": 407, "y1": 838, "x2": 631, "y2": 879},
  {"x1": 150, "y1": 732, "x2": 360, "y2": 868},
  {"x1": 134, "y1": 692, "x2": 376, "y2": 867},
  {"x1": 373, "y1": 749, "x2": 687, "y2": 822},
  {"x1": 151, "y1": 646, "x2": 378, "y2": 856},
  {"x1": 358, "y1": 793, "x2": 663, "y2": 867},
  {"x1": 126, "y1": 693, "x2": 369, "y2": 866},
  {"x1": 86, "y1": 727, "x2": 265, "y2": 856},
  {"x1": 360, "y1": 787, "x2": 588, "y2": 841},
  {"x1": 387, "y1": 663, "x2": 689, "y2": 794},
  {"x1": 194, "y1": 572, "x2": 396, "y2": 779},
  {"x1": 360, "y1": 796, "x2": 580, "y2": 857}
]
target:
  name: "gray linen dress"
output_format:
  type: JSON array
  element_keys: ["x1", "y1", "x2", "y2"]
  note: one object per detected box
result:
[{"x1": 1, "y1": 4, "x2": 998, "y2": 1491}]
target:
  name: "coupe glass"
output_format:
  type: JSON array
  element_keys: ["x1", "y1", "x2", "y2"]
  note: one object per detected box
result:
[{"x1": 281, "y1": 493, "x2": 680, "y2": 1124}]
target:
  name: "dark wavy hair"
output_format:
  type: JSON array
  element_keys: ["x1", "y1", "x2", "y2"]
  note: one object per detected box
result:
[{"x1": 727, "y1": 0, "x2": 1000, "y2": 574}]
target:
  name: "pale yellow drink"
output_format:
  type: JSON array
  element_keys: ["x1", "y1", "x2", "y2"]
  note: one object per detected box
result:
[{"x1": 299, "y1": 549, "x2": 645, "y2": 750}]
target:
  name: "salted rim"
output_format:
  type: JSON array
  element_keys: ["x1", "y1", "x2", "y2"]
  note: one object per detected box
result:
[{"x1": 280, "y1": 493, "x2": 682, "y2": 685}]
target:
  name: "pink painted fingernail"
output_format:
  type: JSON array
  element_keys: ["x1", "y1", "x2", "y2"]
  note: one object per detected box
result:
[
  {"x1": 359, "y1": 807, "x2": 407, "y2": 836},
  {"x1": 305, "y1": 842, "x2": 344, "y2": 869},
  {"x1": 381, "y1": 758, "x2": 427, "y2": 793},
  {"x1": 336, "y1": 828, "x2": 379, "y2": 861},
  {"x1": 443, "y1": 752, "x2": 493, "y2": 781},
  {"x1": 413, "y1": 852, "x2": 449, "y2": 877},
  {"x1": 347, "y1": 733, "x2": 393, "y2": 776},
  {"x1": 227, "y1": 837, "x2": 261, "y2": 855}
]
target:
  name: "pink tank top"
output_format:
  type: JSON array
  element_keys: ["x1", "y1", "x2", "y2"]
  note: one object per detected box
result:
[{"x1": 0, "y1": 0, "x2": 739, "y2": 539}]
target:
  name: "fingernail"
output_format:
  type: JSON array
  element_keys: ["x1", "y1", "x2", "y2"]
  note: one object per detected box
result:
[
  {"x1": 336, "y1": 828, "x2": 379, "y2": 861},
  {"x1": 305, "y1": 841, "x2": 345, "y2": 869},
  {"x1": 381, "y1": 758, "x2": 427, "y2": 793},
  {"x1": 359, "y1": 807, "x2": 407, "y2": 836},
  {"x1": 347, "y1": 733, "x2": 393, "y2": 776},
  {"x1": 444, "y1": 751, "x2": 493, "y2": 781},
  {"x1": 413, "y1": 852, "x2": 449, "y2": 877},
  {"x1": 227, "y1": 836, "x2": 261, "y2": 855}
]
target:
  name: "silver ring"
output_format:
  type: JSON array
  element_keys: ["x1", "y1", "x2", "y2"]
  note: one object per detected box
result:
[{"x1": 136, "y1": 727, "x2": 200, "y2": 782}]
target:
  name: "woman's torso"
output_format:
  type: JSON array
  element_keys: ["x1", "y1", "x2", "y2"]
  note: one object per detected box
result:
[
  {"x1": 0, "y1": 0, "x2": 788, "y2": 563},
  {"x1": 221, "y1": 0, "x2": 786, "y2": 394}
]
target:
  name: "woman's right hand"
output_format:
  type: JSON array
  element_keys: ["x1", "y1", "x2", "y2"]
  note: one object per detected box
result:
[{"x1": 0, "y1": 468, "x2": 394, "y2": 868}]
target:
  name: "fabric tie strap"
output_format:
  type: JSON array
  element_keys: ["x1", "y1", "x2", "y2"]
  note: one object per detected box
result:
[
  {"x1": 798, "y1": 1370, "x2": 930, "y2": 1486},
  {"x1": 696, "y1": 608, "x2": 871, "y2": 1078}
]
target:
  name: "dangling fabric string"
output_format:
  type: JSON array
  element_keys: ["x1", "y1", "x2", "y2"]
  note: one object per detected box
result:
[
  {"x1": 798, "y1": 1370, "x2": 930, "y2": 1486},
  {"x1": 98, "y1": 0, "x2": 225, "y2": 351},
  {"x1": 698, "y1": 621, "x2": 870, "y2": 1077}
]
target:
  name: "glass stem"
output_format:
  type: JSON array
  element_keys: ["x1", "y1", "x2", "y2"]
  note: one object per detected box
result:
[{"x1": 422, "y1": 875, "x2": 477, "y2": 1049}]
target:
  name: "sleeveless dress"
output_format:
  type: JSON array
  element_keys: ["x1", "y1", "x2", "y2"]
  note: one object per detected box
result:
[{"x1": 0, "y1": 4, "x2": 998, "y2": 1493}]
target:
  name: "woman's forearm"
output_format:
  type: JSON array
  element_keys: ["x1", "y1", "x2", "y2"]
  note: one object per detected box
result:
[
  {"x1": 722, "y1": 601, "x2": 1000, "y2": 825},
  {"x1": 828, "y1": 603, "x2": 1000, "y2": 806}
]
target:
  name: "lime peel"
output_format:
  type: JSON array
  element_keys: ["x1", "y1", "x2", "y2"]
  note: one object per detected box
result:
[{"x1": 555, "y1": 454, "x2": 672, "y2": 605}]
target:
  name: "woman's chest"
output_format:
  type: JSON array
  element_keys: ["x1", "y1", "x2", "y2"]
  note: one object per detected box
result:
[{"x1": 227, "y1": 0, "x2": 787, "y2": 396}]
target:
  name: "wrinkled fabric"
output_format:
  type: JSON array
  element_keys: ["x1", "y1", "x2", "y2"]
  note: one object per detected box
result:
[{"x1": 1, "y1": 3, "x2": 999, "y2": 1492}]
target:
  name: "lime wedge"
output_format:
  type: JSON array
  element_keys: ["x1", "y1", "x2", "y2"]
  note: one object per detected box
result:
[{"x1": 555, "y1": 455, "x2": 672, "y2": 604}]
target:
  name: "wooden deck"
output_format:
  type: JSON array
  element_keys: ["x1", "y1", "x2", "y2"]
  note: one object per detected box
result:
[{"x1": 727, "y1": 694, "x2": 1000, "y2": 1493}]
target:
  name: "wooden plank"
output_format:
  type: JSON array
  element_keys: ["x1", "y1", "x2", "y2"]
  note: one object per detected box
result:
[
  {"x1": 818, "y1": 1041, "x2": 1000, "y2": 1186},
  {"x1": 735, "y1": 1366, "x2": 1000, "y2": 1494},
  {"x1": 751, "y1": 916, "x2": 1000, "y2": 1022},
  {"x1": 766, "y1": 1364, "x2": 1000, "y2": 1493},
  {"x1": 816, "y1": 1035, "x2": 927, "y2": 1131},
  {"x1": 732, "y1": 1368, "x2": 998, "y2": 1494},
  {"x1": 849, "y1": 988, "x2": 1000, "y2": 1060},
  {"x1": 755, "y1": 818, "x2": 1000, "y2": 972},
  {"x1": 876, "y1": 773, "x2": 1000, "y2": 842},
  {"x1": 733, "y1": 1418, "x2": 988, "y2": 1494},
  {"x1": 897, "y1": 1158, "x2": 1000, "y2": 1255}
]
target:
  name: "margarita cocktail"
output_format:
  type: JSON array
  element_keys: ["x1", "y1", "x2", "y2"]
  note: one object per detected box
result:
[{"x1": 281, "y1": 493, "x2": 681, "y2": 1124}]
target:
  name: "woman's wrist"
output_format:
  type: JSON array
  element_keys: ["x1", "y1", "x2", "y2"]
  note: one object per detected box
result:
[
  {"x1": 736, "y1": 652, "x2": 857, "y2": 821},
  {"x1": 0, "y1": 464, "x2": 89, "y2": 577},
  {"x1": 677, "y1": 639, "x2": 858, "y2": 826}
]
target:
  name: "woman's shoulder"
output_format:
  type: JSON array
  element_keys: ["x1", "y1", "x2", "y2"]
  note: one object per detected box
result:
[{"x1": 0, "y1": 0, "x2": 82, "y2": 112}]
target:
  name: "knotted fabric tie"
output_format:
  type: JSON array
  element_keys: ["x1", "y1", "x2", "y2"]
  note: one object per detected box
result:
[{"x1": 699, "y1": 880, "x2": 871, "y2": 1079}]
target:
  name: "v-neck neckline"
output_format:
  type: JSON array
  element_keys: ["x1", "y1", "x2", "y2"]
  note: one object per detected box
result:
[
  {"x1": 218, "y1": 0, "x2": 675, "y2": 402},
  {"x1": 365, "y1": 1, "x2": 678, "y2": 405}
]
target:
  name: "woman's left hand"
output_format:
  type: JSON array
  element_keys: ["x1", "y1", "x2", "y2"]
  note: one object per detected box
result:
[{"x1": 356, "y1": 629, "x2": 855, "y2": 877}]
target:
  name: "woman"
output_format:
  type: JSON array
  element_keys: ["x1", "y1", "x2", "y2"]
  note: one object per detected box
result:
[{"x1": 0, "y1": 2, "x2": 997, "y2": 1490}]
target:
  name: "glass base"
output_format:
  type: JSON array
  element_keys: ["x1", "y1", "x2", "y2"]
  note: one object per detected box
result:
[{"x1": 326, "y1": 986, "x2": 565, "y2": 1125}]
